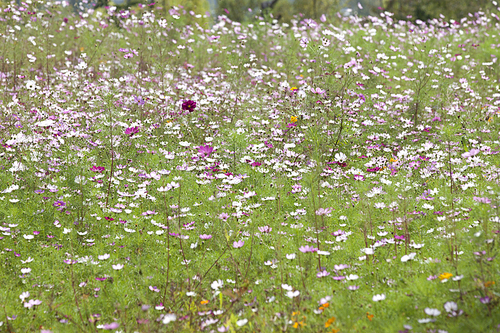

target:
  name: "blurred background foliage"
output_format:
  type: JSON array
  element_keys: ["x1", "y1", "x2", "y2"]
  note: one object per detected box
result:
[
  {"x1": 382, "y1": 0, "x2": 493, "y2": 21},
  {"x1": 82, "y1": 0, "x2": 495, "y2": 25},
  {"x1": 206, "y1": 0, "x2": 494, "y2": 23}
]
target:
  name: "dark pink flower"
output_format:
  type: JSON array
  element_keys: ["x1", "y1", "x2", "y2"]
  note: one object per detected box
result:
[
  {"x1": 182, "y1": 100, "x2": 196, "y2": 112},
  {"x1": 90, "y1": 166, "x2": 105, "y2": 173},
  {"x1": 124, "y1": 126, "x2": 140, "y2": 136}
]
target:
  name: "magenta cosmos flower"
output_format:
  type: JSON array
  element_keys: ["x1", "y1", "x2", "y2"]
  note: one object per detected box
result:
[
  {"x1": 90, "y1": 166, "x2": 105, "y2": 173},
  {"x1": 182, "y1": 100, "x2": 196, "y2": 112},
  {"x1": 124, "y1": 126, "x2": 140, "y2": 136},
  {"x1": 197, "y1": 145, "x2": 214, "y2": 158}
]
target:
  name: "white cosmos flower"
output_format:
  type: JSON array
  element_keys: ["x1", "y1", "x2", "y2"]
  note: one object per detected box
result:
[
  {"x1": 112, "y1": 264, "x2": 124, "y2": 270},
  {"x1": 362, "y1": 248, "x2": 374, "y2": 255},
  {"x1": 281, "y1": 284, "x2": 293, "y2": 291},
  {"x1": 74, "y1": 176, "x2": 87, "y2": 184},
  {"x1": 424, "y1": 308, "x2": 441, "y2": 316},
  {"x1": 418, "y1": 318, "x2": 434, "y2": 323},
  {"x1": 444, "y1": 301, "x2": 458, "y2": 313},
  {"x1": 401, "y1": 252, "x2": 416, "y2": 262},
  {"x1": 19, "y1": 291, "x2": 30, "y2": 301},
  {"x1": 162, "y1": 313, "x2": 176, "y2": 324},
  {"x1": 372, "y1": 294, "x2": 386, "y2": 302},
  {"x1": 26, "y1": 80, "x2": 37, "y2": 90},
  {"x1": 211, "y1": 280, "x2": 223, "y2": 290},
  {"x1": 335, "y1": 152, "x2": 347, "y2": 162},
  {"x1": 179, "y1": 141, "x2": 191, "y2": 147},
  {"x1": 35, "y1": 119, "x2": 55, "y2": 127},
  {"x1": 236, "y1": 319, "x2": 248, "y2": 326},
  {"x1": 21, "y1": 268, "x2": 31, "y2": 274},
  {"x1": 346, "y1": 274, "x2": 359, "y2": 280},
  {"x1": 422, "y1": 203, "x2": 434, "y2": 210},
  {"x1": 98, "y1": 254, "x2": 110, "y2": 260},
  {"x1": 286, "y1": 253, "x2": 296, "y2": 260},
  {"x1": 286, "y1": 290, "x2": 300, "y2": 298}
]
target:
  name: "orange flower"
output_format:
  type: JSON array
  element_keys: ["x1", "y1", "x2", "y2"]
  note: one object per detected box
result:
[
  {"x1": 292, "y1": 321, "x2": 306, "y2": 328},
  {"x1": 485, "y1": 281, "x2": 496, "y2": 288},
  {"x1": 366, "y1": 312, "x2": 374, "y2": 321},
  {"x1": 439, "y1": 272, "x2": 453, "y2": 280},
  {"x1": 325, "y1": 317, "x2": 336, "y2": 328},
  {"x1": 319, "y1": 302, "x2": 330, "y2": 311},
  {"x1": 291, "y1": 116, "x2": 298, "y2": 123},
  {"x1": 200, "y1": 300, "x2": 209, "y2": 305}
]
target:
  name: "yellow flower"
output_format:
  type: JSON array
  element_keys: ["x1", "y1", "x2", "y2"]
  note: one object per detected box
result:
[
  {"x1": 200, "y1": 300, "x2": 209, "y2": 305},
  {"x1": 291, "y1": 116, "x2": 298, "y2": 123},
  {"x1": 290, "y1": 87, "x2": 298, "y2": 91},
  {"x1": 390, "y1": 158, "x2": 397, "y2": 163},
  {"x1": 439, "y1": 272, "x2": 453, "y2": 280},
  {"x1": 366, "y1": 312, "x2": 374, "y2": 321},
  {"x1": 325, "y1": 317, "x2": 336, "y2": 328},
  {"x1": 80, "y1": 47, "x2": 84, "y2": 52}
]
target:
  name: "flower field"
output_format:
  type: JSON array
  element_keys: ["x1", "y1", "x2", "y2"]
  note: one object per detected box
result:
[{"x1": 0, "y1": 1, "x2": 500, "y2": 332}]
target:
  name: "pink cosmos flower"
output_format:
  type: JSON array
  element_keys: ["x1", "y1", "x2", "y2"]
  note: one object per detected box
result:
[
  {"x1": 233, "y1": 240, "x2": 244, "y2": 248},
  {"x1": 311, "y1": 87, "x2": 325, "y2": 94},
  {"x1": 317, "y1": 270, "x2": 330, "y2": 278},
  {"x1": 103, "y1": 322, "x2": 120, "y2": 330},
  {"x1": 299, "y1": 245, "x2": 318, "y2": 253},
  {"x1": 461, "y1": 148, "x2": 480, "y2": 158},
  {"x1": 200, "y1": 234, "x2": 212, "y2": 240},
  {"x1": 315, "y1": 207, "x2": 332, "y2": 216}
]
